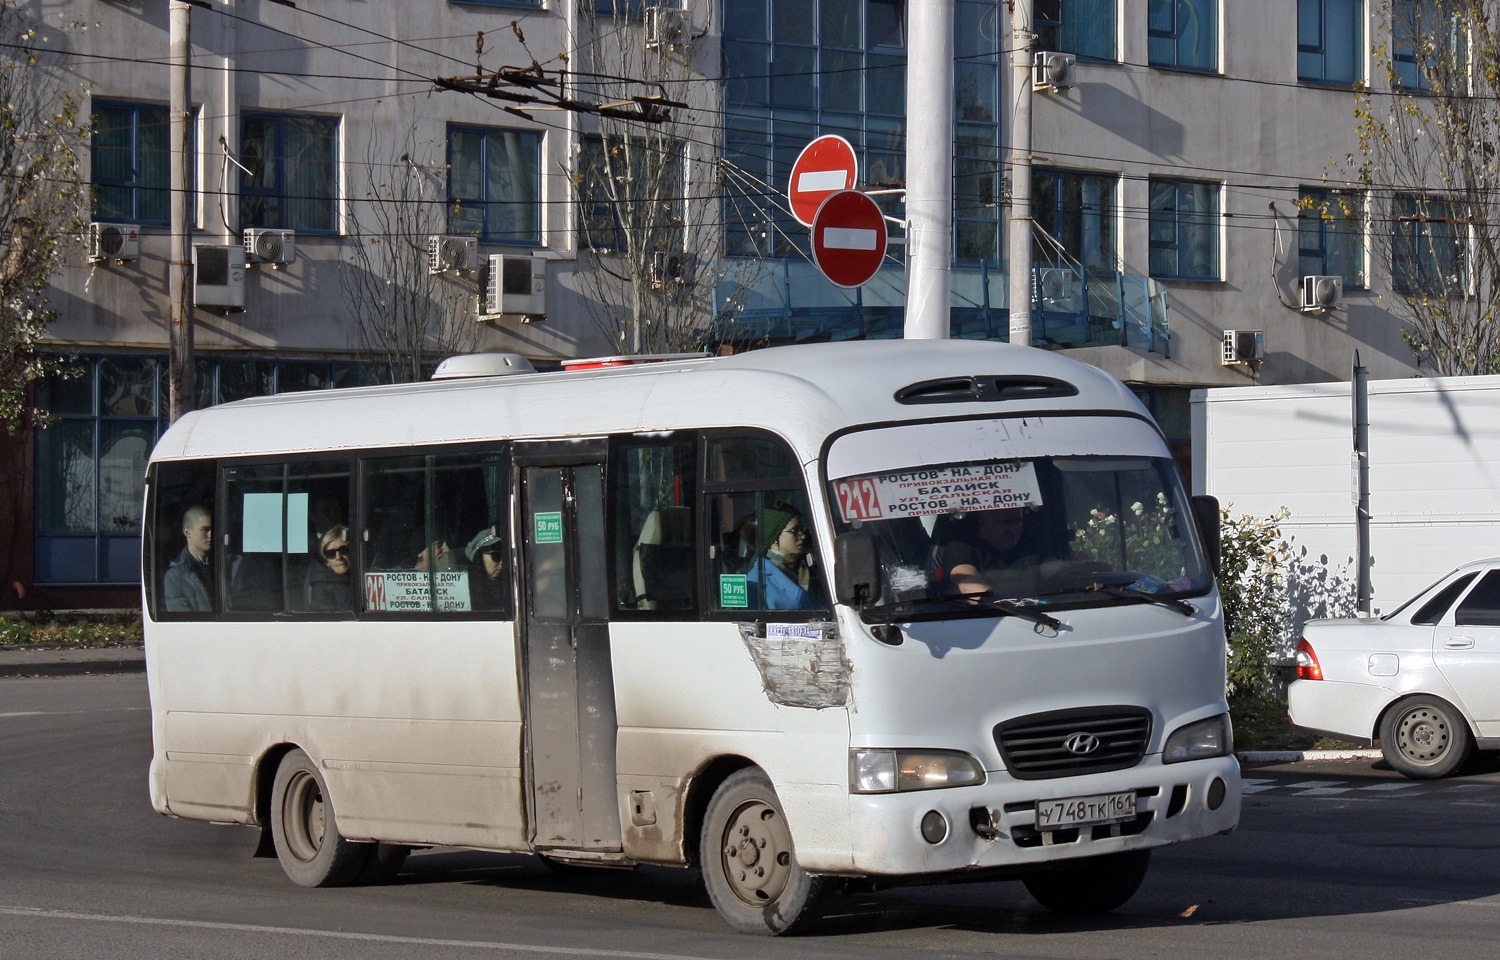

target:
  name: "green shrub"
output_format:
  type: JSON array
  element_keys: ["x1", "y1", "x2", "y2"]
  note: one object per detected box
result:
[
  {"x1": 0, "y1": 612, "x2": 143, "y2": 648},
  {"x1": 1217, "y1": 506, "x2": 1293, "y2": 699}
]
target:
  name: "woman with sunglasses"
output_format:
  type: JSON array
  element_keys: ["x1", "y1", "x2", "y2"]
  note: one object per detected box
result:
[
  {"x1": 306, "y1": 524, "x2": 352, "y2": 611},
  {"x1": 745, "y1": 505, "x2": 820, "y2": 610}
]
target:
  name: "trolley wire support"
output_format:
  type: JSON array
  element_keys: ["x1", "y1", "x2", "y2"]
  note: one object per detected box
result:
[{"x1": 433, "y1": 66, "x2": 684, "y2": 124}]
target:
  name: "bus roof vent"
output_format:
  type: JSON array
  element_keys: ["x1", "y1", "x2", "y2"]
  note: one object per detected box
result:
[
  {"x1": 431, "y1": 353, "x2": 537, "y2": 380},
  {"x1": 894, "y1": 375, "x2": 1078, "y2": 405}
]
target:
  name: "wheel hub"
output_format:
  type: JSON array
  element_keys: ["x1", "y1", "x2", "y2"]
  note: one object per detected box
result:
[
  {"x1": 720, "y1": 800, "x2": 792, "y2": 906},
  {"x1": 1398, "y1": 708, "x2": 1448, "y2": 762}
]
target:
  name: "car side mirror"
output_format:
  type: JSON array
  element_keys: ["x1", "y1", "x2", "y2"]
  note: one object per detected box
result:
[
  {"x1": 1191, "y1": 495, "x2": 1221, "y2": 578},
  {"x1": 834, "y1": 530, "x2": 879, "y2": 606}
]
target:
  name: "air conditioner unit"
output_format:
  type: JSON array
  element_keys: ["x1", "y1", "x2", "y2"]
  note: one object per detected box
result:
[
  {"x1": 88, "y1": 223, "x2": 139, "y2": 263},
  {"x1": 428, "y1": 235, "x2": 479, "y2": 275},
  {"x1": 1300, "y1": 274, "x2": 1344, "y2": 311},
  {"x1": 1033, "y1": 50, "x2": 1077, "y2": 91},
  {"x1": 1221, "y1": 329, "x2": 1265, "y2": 365},
  {"x1": 484, "y1": 255, "x2": 546, "y2": 319},
  {"x1": 646, "y1": 6, "x2": 688, "y2": 49},
  {"x1": 244, "y1": 228, "x2": 296, "y2": 266},
  {"x1": 193, "y1": 244, "x2": 246, "y2": 311},
  {"x1": 1035, "y1": 266, "x2": 1084, "y2": 312}
]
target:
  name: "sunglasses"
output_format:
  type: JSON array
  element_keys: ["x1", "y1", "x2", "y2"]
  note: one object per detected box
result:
[{"x1": 323, "y1": 544, "x2": 349, "y2": 558}]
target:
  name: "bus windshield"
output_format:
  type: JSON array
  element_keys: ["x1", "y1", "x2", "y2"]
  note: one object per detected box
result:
[{"x1": 829, "y1": 454, "x2": 1211, "y2": 617}]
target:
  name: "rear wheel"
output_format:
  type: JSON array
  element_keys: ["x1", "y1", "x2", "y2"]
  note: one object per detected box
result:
[
  {"x1": 700, "y1": 768, "x2": 830, "y2": 936},
  {"x1": 1379, "y1": 696, "x2": 1472, "y2": 779},
  {"x1": 1022, "y1": 849, "x2": 1151, "y2": 915},
  {"x1": 270, "y1": 749, "x2": 369, "y2": 887}
]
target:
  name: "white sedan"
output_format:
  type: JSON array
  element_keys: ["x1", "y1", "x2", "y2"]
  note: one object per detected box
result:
[{"x1": 1288, "y1": 557, "x2": 1500, "y2": 779}]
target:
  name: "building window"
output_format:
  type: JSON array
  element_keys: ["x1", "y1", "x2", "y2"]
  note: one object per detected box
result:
[
  {"x1": 1392, "y1": 0, "x2": 1466, "y2": 92},
  {"x1": 1149, "y1": 178, "x2": 1220, "y2": 281},
  {"x1": 240, "y1": 112, "x2": 339, "y2": 233},
  {"x1": 34, "y1": 358, "x2": 163, "y2": 585},
  {"x1": 92, "y1": 101, "x2": 175, "y2": 226},
  {"x1": 1299, "y1": 187, "x2": 1365, "y2": 288},
  {"x1": 447, "y1": 125, "x2": 542, "y2": 245},
  {"x1": 1035, "y1": 0, "x2": 1118, "y2": 61},
  {"x1": 1148, "y1": 0, "x2": 1217, "y2": 72},
  {"x1": 1033, "y1": 169, "x2": 1118, "y2": 270},
  {"x1": 1392, "y1": 193, "x2": 1466, "y2": 296},
  {"x1": 723, "y1": 0, "x2": 1000, "y2": 262},
  {"x1": 1298, "y1": 0, "x2": 1362, "y2": 85}
]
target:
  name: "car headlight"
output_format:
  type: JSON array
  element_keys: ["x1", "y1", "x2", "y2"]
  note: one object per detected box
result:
[
  {"x1": 849, "y1": 749, "x2": 985, "y2": 793},
  {"x1": 1162, "y1": 713, "x2": 1233, "y2": 764}
]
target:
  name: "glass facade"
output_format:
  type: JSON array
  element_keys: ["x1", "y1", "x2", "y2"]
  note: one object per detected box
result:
[{"x1": 722, "y1": 0, "x2": 1001, "y2": 262}]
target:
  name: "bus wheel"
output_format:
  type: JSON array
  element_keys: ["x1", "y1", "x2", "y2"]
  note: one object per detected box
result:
[
  {"x1": 700, "y1": 768, "x2": 830, "y2": 936},
  {"x1": 270, "y1": 749, "x2": 369, "y2": 887},
  {"x1": 1022, "y1": 849, "x2": 1151, "y2": 915}
]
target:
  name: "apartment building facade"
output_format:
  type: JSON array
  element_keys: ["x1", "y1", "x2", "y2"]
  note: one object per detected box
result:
[{"x1": 3, "y1": 0, "x2": 1438, "y2": 607}]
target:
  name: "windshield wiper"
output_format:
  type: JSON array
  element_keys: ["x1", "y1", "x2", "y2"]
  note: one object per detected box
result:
[
  {"x1": 1079, "y1": 582, "x2": 1196, "y2": 616},
  {"x1": 862, "y1": 592, "x2": 1062, "y2": 630}
]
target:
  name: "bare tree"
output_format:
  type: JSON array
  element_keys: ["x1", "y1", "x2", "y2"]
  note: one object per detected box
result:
[
  {"x1": 340, "y1": 122, "x2": 481, "y2": 383},
  {"x1": 571, "y1": 3, "x2": 732, "y2": 355},
  {"x1": 1352, "y1": 1, "x2": 1500, "y2": 375},
  {"x1": 0, "y1": 3, "x2": 88, "y2": 432}
]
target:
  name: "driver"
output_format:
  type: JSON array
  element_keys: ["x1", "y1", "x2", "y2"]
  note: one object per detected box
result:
[{"x1": 935, "y1": 507, "x2": 1037, "y2": 596}]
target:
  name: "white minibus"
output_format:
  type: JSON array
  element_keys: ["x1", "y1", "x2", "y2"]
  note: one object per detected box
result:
[{"x1": 143, "y1": 339, "x2": 1239, "y2": 935}]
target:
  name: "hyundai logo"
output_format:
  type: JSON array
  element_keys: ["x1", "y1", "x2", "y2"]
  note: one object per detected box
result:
[{"x1": 1063, "y1": 732, "x2": 1101, "y2": 755}]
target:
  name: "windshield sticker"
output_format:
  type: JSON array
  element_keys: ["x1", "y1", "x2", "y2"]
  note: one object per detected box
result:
[{"x1": 834, "y1": 461, "x2": 1043, "y2": 521}]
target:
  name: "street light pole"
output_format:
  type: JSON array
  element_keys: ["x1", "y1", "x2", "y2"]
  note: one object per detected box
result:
[
  {"x1": 168, "y1": 2, "x2": 194, "y2": 423},
  {"x1": 1007, "y1": 0, "x2": 1035, "y2": 347},
  {"x1": 904, "y1": 0, "x2": 954, "y2": 339}
]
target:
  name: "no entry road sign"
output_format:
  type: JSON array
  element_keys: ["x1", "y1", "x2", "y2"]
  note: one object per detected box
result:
[
  {"x1": 811, "y1": 189, "x2": 887, "y2": 289},
  {"x1": 788, "y1": 135, "x2": 858, "y2": 227}
]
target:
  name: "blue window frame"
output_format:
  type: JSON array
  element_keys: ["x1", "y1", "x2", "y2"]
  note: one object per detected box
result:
[
  {"x1": 1298, "y1": 0, "x2": 1362, "y2": 85},
  {"x1": 1149, "y1": 178, "x2": 1220, "y2": 281},
  {"x1": 1392, "y1": 0, "x2": 1465, "y2": 92},
  {"x1": 1148, "y1": 0, "x2": 1217, "y2": 72},
  {"x1": 1035, "y1": 0, "x2": 1118, "y2": 61},
  {"x1": 1299, "y1": 187, "x2": 1365, "y2": 288},
  {"x1": 240, "y1": 112, "x2": 339, "y2": 233},
  {"x1": 447, "y1": 125, "x2": 542, "y2": 245},
  {"x1": 723, "y1": 0, "x2": 1000, "y2": 262},
  {"x1": 1392, "y1": 194, "x2": 1466, "y2": 295},
  {"x1": 92, "y1": 101, "x2": 175, "y2": 226},
  {"x1": 1034, "y1": 169, "x2": 1118, "y2": 270}
]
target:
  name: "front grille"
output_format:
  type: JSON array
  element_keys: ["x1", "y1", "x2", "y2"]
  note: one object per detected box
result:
[{"x1": 994, "y1": 706, "x2": 1152, "y2": 780}]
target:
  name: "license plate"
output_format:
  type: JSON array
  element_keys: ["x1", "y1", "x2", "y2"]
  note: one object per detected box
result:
[{"x1": 1035, "y1": 791, "x2": 1137, "y2": 830}]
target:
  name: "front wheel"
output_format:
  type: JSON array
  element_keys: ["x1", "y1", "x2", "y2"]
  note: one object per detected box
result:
[
  {"x1": 269, "y1": 748, "x2": 370, "y2": 887},
  {"x1": 1379, "y1": 696, "x2": 1473, "y2": 779},
  {"x1": 1022, "y1": 849, "x2": 1151, "y2": 915},
  {"x1": 699, "y1": 768, "x2": 830, "y2": 936}
]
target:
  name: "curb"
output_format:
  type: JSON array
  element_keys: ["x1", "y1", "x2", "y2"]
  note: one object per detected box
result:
[
  {"x1": 0, "y1": 649, "x2": 146, "y2": 679},
  {"x1": 1239, "y1": 749, "x2": 1382, "y2": 762}
]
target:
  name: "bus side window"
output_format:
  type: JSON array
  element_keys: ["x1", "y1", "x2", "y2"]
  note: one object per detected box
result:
[
  {"x1": 150, "y1": 461, "x2": 216, "y2": 618},
  {"x1": 610, "y1": 436, "x2": 695, "y2": 614},
  {"x1": 223, "y1": 461, "x2": 350, "y2": 615}
]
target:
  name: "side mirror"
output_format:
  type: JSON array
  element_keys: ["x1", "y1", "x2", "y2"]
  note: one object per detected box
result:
[
  {"x1": 834, "y1": 530, "x2": 879, "y2": 606},
  {"x1": 1190, "y1": 495, "x2": 1221, "y2": 578}
]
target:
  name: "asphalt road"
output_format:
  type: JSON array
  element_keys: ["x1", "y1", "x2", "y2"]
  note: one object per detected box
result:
[{"x1": 4, "y1": 674, "x2": 1500, "y2": 959}]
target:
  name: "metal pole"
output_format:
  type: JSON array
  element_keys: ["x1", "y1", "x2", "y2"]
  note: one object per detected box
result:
[
  {"x1": 1007, "y1": 0, "x2": 1034, "y2": 346},
  {"x1": 168, "y1": 2, "x2": 194, "y2": 423},
  {"x1": 904, "y1": 0, "x2": 953, "y2": 339},
  {"x1": 1353, "y1": 351, "x2": 1372, "y2": 615}
]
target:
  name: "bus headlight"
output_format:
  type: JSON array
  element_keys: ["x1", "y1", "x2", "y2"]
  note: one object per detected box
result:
[
  {"x1": 1162, "y1": 713, "x2": 1233, "y2": 763},
  {"x1": 850, "y1": 749, "x2": 986, "y2": 793}
]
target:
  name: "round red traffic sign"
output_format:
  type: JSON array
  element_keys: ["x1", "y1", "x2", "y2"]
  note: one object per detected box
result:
[
  {"x1": 811, "y1": 189, "x2": 887, "y2": 289},
  {"x1": 788, "y1": 135, "x2": 858, "y2": 227}
]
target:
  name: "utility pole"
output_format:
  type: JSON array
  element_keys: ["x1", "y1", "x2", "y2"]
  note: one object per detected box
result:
[
  {"x1": 168, "y1": 2, "x2": 194, "y2": 423},
  {"x1": 1353, "y1": 352, "x2": 1372, "y2": 615},
  {"x1": 1007, "y1": 0, "x2": 1035, "y2": 347},
  {"x1": 904, "y1": 0, "x2": 954, "y2": 339}
]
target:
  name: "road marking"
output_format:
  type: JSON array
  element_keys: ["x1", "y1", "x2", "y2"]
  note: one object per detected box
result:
[
  {"x1": 0, "y1": 712, "x2": 45, "y2": 718},
  {"x1": 0, "y1": 906, "x2": 713, "y2": 959}
]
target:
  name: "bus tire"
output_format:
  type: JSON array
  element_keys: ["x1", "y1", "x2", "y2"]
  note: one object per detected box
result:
[
  {"x1": 270, "y1": 749, "x2": 369, "y2": 887},
  {"x1": 1022, "y1": 849, "x2": 1151, "y2": 915},
  {"x1": 699, "y1": 767, "x2": 830, "y2": 936}
]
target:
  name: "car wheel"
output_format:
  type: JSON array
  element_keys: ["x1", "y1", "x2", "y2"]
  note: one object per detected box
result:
[
  {"x1": 699, "y1": 767, "x2": 830, "y2": 935},
  {"x1": 269, "y1": 748, "x2": 370, "y2": 887},
  {"x1": 1379, "y1": 696, "x2": 1473, "y2": 780},
  {"x1": 1022, "y1": 849, "x2": 1151, "y2": 915}
]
